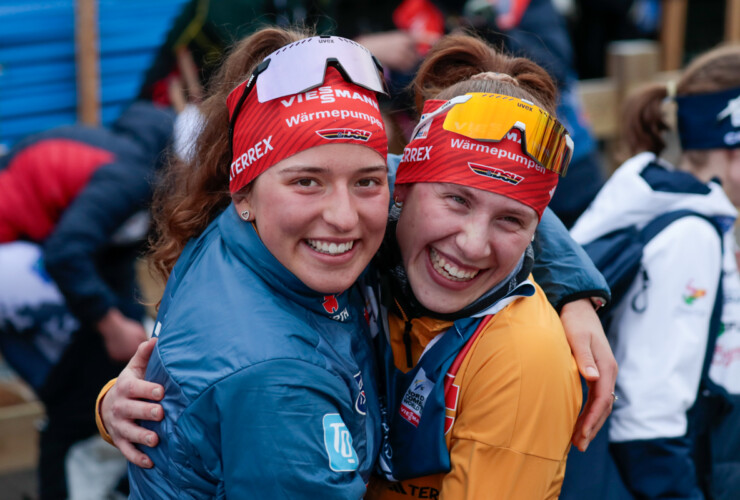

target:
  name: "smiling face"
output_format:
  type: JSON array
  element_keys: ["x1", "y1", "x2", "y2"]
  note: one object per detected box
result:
[
  {"x1": 234, "y1": 143, "x2": 389, "y2": 294},
  {"x1": 395, "y1": 182, "x2": 538, "y2": 314}
]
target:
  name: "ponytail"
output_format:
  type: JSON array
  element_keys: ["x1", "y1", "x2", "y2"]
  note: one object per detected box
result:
[
  {"x1": 621, "y1": 83, "x2": 669, "y2": 156},
  {"x1": 412, "y1": 33, "x2": 558, "y2": 116}
]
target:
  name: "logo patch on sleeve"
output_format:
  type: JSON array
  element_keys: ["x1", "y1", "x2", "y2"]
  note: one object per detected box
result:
[{"x1": 322, "y1": 414, "x2": 359, "y2": 471}]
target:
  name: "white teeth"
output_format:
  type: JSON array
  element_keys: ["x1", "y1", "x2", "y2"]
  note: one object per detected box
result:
[
  {"x1": 307, "y1": 239, "x2": 354, "y2": 255},
  {"x1": 430, "y1": 248, "x2": 479, "y2": 281}
]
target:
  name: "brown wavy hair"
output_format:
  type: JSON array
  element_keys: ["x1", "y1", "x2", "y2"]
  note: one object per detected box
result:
[
  {"x1": 621, "y1": 44, "x2": 740, "y2": 158},
  {"x1": 149, "y1": 26, "x2": 313, "y2": 282},
  {"x1": 411, "y1": 33, "x2": 558, "y2": 116}
]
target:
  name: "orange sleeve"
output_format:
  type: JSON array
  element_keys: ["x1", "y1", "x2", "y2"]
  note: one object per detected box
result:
[{"x1": 95, "y1": 378, "x2": 118, "y2": 446}]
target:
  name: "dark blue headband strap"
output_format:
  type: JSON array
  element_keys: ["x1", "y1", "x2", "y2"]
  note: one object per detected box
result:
[{"x1": 676, "y1": 85, "x2": 740, "y2": 150}]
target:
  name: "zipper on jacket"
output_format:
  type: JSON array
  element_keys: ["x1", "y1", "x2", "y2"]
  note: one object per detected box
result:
[{"x1": 394, "y1": 299, "x2": 414, "y2": 368}]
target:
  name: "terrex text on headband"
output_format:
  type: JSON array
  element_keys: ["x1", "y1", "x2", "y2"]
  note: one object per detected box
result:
[{"x1": 410, "y1": 93, "x2": 573, "y2": 176}]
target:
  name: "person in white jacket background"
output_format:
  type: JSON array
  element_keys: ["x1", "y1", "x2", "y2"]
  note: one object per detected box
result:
[{"x1": 570, "y1": 44, "x2": 740, "y2": 499}]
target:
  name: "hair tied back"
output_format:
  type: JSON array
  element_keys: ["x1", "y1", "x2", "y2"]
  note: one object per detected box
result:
[{"x1": 470, "y1": 72, "x2": 520, "y2": 87}]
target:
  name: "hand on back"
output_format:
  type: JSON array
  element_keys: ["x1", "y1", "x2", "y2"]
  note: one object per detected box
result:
[{"x1": 100, "y1": 338, "x2": 164, "y2": 468}]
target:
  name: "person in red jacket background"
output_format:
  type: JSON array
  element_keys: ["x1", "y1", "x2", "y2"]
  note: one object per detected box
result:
[{"x1": 0, "y1": 100, "x2": 174, "y2": 499}]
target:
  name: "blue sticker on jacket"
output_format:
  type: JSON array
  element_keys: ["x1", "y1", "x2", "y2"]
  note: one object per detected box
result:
[{"x1": 322, "y1": 414, "x2": 359, "y2": 472}]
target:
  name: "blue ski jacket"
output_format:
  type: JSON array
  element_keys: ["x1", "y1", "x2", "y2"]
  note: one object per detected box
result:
[{"x1": 129, "y1": 205, "x2": 381, "y2": 499}]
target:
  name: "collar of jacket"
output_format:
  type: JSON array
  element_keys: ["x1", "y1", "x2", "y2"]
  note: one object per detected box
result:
[{"x1": 218, "y1": 204, "x2": 354, "y2": 322}]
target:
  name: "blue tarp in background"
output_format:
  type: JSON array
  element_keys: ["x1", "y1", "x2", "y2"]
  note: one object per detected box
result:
[{"x1": 0, "y1": 0, "x2": 189, "y2": 153}]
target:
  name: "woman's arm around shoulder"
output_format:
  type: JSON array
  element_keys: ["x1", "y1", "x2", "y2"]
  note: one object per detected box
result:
[
  {"x1": 535, "y1": 209, "x2": 618, "y2": 450},
  {"x1": 533, "y1": 207, "x2": 610, "y2": 311}
]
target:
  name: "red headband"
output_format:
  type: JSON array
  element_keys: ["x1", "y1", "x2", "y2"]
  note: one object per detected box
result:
[
  {"x1": 395, "y1": 99, "x2": 558, "y2": 218},
  {"x1": 227, "y1": 66, "x2": 388, "y2": 193}
]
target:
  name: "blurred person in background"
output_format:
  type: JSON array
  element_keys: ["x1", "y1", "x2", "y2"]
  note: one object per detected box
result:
[
  {"x1": 0, "y1": 101, "x2": 174, "y2": 499},
  {"x1": 570, "y1": 44, "x2": 740, "y2": 499}
]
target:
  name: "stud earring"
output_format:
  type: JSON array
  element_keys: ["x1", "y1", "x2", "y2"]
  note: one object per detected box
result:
[{"x1": 240, "y1": 210, "x2": 250, "y2": 221}]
